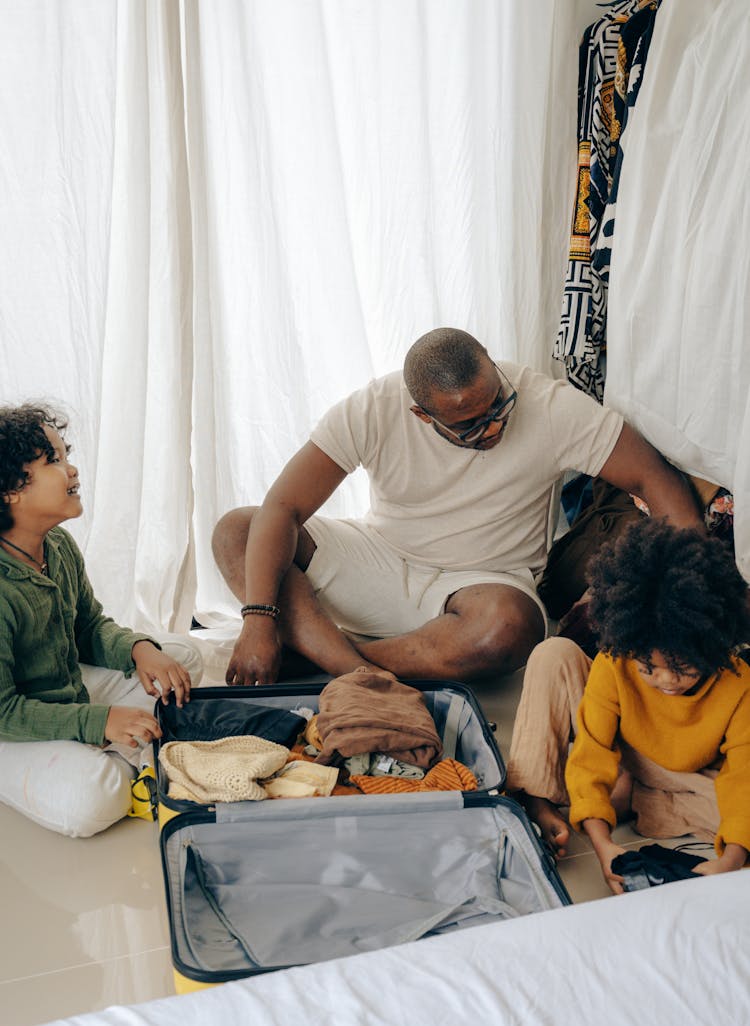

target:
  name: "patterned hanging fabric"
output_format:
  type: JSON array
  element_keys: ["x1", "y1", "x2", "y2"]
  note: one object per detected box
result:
[
  {"x1": 555, "y1": 0, "x2": 661, "y2": 402},
  {"x1": 590, "y1": 2, "x2": 661, "y2": 370}
]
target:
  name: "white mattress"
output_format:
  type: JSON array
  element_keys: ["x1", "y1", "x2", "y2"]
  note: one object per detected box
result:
[{"x1": 45, "y1": 869, "x2": 750, "y2": 1026}]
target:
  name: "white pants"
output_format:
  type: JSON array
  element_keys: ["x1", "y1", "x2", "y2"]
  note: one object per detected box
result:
[{"x1": 0, "y1": 636, "x2": 203, "y2": 838}]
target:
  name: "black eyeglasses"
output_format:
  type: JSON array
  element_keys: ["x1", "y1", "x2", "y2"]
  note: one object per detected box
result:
[{"x1": 428, "y1": 367, "x2": 517, "y2": 444}]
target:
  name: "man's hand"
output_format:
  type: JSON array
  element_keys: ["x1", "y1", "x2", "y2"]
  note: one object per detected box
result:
[
  {"x1": 132, "y1": 640, "x2": 192, "y2": 707},
  {"x1": 225, "y1": 617, "x2": 282, "y2": 685},
  {"x1": 693, "y1": 843, "x2": 748, "y2": 876},
  {"x1": 104, "y1": 705, "x2": 162, "y2": 748}
]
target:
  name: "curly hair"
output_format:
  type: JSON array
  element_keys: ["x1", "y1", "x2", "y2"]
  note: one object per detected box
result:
[
  {"x1": 587, "y1": 517, "x2": 750, "y2": 676},
  {"x1": 0, "y1": 403, "x2": 69, "y2": 531}
]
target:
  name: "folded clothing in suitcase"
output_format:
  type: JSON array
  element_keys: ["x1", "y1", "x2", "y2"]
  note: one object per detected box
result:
[
  {"x1": 154, "y1": 680, "x2": 505, "y2": 821},
  {"x1": 155, "y1": 680, "x2": 571, "y2": 990}
]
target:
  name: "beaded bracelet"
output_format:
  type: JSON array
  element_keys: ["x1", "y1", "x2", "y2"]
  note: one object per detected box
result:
[{"x1": 240, "y1": 603, "x2": 280, "y2": 620}]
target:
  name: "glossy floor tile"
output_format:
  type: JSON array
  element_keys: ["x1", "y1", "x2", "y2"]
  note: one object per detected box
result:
[
  {"x1": 0, "y1": 799, "x2": 172, "y2": 1026},
  {"x1": 0, "y1": 644, "x2": 707, "y2": 1025},
  {"x1": 0, "y1": 948, "x2": 174, "y2": 1026},
  {"x1": 0, "y1": 808, "x2": 167, "y2": 984}
]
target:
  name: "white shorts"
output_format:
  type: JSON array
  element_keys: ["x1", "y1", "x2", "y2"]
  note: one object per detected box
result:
[{"x1": 304, "y1": 516, "x2": 548, "y2": 639}]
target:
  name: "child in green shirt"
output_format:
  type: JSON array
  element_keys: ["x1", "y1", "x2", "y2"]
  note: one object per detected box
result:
[{"x1": 0, "y1": 403, "x2": 202, "y2": 836}]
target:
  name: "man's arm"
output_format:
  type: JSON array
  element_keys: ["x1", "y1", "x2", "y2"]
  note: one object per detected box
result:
[
  {"x1": 597, "y1": 423, "x2": 703, "y2": 527},
  {"x1": 226, "y1": 441, "x2": 348, "y2": 685}
]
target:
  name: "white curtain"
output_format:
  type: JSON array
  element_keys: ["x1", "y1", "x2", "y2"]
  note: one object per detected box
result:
[
  {"x1": 1, "y1": 0, "x2": 594, "y2": 631},
  {"x1": 0, "y1": 2, "x2": 195, "y2": 630},
  {"x1": 605, "y1": 0, "x2": 750, "y2": 580}
]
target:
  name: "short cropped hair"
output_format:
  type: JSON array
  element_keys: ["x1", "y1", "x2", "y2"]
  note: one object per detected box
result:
[
  {"x1": 587, "y1": 517, "x2": 750, "y2": 676},
  {"x1": 403, "y1": 327, "x2": 489, "y2": 411},
  {"x1": 0, "y1": 403, "x2": 68, "y2": 531}
]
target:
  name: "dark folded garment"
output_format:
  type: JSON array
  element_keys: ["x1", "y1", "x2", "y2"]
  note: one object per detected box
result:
[
  {"x1": 161, "y1": 699, "x2": 306, "y2": 748},
  {"x1": 612, "y1": 843, "x2": 705, "y2": 891}
]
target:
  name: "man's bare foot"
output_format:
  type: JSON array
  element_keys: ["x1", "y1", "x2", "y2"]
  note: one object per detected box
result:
[
  {"x1": 517, "y1": 794, "x2": 570, "y2": 858},
  {"x1": 337, "y1": 630, "x2": 397, "y2": 679},
  {"x1": 351, "y1": 663, "x2": 398, "y2": 680}
]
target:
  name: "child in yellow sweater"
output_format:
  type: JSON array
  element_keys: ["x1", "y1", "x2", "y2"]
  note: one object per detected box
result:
[{"x1": 506, "y1": 517, "x2": 750, "y2": 893}]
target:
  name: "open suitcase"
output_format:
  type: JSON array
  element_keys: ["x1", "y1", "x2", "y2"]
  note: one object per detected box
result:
[{"x1": 155, "y1": 680, "x2": 571, "y2": 993}]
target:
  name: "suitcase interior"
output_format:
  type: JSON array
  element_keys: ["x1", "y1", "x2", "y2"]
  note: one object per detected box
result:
[
  {"x1": 161, "y1": 792, "x2": 570, "y2": 984},
  {"x1": 156, "y1": 680, "x2": 570, "y2": 986}
]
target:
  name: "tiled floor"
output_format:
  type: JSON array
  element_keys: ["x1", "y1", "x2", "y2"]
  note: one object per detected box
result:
[{"x1": 0, "y1": 650, "x2": 701, "y2": 1026}]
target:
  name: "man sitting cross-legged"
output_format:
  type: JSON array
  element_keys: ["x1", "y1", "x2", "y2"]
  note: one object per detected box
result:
[{"x1": 213, "y1": 327, "x2": 701, "y2": 685}]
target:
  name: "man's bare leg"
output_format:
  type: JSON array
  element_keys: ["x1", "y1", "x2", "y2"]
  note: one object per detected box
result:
[
  {"x1": 212, "y1": 507, "x2": 384, "y2": 677},
  {"x1": 353, "y1": 583, "x2": 545, "y2": 679},
  {"x1": 213, "y1": 511, "x2": 543, "y2": 680},
  {"x1": 276, "y1": 562, "x2": 388, "y2": 675}
]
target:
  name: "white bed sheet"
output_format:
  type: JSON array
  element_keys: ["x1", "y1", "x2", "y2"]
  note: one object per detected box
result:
[{"x1": 45, "y1": 869, "x2": 750, "y2": 1026}]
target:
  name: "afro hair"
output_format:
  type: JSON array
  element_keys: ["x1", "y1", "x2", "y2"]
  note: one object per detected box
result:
[{"x1": 587, "y1": 517, "x2": 750, "y2": 677}]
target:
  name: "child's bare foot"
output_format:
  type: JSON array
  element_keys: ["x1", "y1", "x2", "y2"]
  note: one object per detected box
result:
[{"x1": 517, "y1": 794, "x2": 570, "y2": 858}]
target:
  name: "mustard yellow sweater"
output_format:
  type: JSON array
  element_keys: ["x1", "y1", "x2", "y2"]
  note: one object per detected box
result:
[{"x1": 565, "y1": 653, "x2": 750, "y2": 853}]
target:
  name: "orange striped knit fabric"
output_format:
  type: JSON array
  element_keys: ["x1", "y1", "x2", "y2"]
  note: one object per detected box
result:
[
  {"x1": 285, "y1": 746, "x2": 477, "y2": 795},
  {"x1": 350, "y1": 758, "x2": 478, "y2": 794}
]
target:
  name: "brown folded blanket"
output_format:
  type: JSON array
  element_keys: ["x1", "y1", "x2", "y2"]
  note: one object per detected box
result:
[{"x1": 315, "y1": 670, "x2": 443, "y2": 770}]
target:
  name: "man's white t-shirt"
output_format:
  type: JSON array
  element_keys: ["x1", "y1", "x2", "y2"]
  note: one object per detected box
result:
[{"x1": 310, "y1": 362, "x2": 624, "y2": 576}]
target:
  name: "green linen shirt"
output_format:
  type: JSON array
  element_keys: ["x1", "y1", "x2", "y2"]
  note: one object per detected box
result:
[{"x1": 0, "y1": 526, "x2": 154, "y2": 744}]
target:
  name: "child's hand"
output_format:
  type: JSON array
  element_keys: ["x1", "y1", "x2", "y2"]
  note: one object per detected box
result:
[
  {"x1": 583, "y1": 818, "x2": 627, "y2": 894},
  {"x1": 104, "y1": 705, "x2": 162, "y2": 748},
  {"x1": 595, "y1": 842, "x2": 627, "y2": 895},
  {"x1": 132, "y1": 641, "x2": 192, "y2": 707},
  {"x1": 693, "y1": 843, "x2": 748, "y2": 876}
]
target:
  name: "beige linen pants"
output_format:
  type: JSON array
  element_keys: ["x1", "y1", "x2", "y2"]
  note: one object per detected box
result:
[{"x1": 506, "y1": 637, "x2": 720, "y2": 843}]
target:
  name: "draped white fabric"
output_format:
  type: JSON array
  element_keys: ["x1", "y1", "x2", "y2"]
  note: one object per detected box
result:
[
  {"x1": 605, "y1": 0, "x2": 750, "y2": 579},
  {"x1": 185, "y1": 0, "x2": 590, "y2": 624},
  {"x1": 10, "y1": 2, "x2": 747, "y2": 622},
  {"x1": 1, "y1": 2, "x2": 196, "y2": 630},
  {"x1": 1, "y1": 0, "x2": 590, "y2": 631}
]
